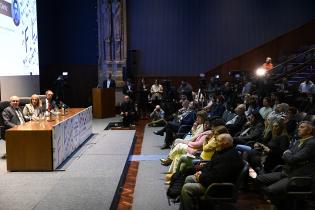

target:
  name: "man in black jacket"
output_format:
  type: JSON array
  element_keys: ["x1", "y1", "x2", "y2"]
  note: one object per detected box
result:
[
  {"x1": 256, "y1": 121, "x2": 315, "y2": 210},
  {"x1": 120, "y1": 95, "x2": 136, "y2": 127},
  {"x1": 2, "y1": 96, "x2": 28, "y2": 129},
  {"x1": 225, "y1": 104, "x2": 247, "y2": 136},
  {"x1": 233, "y1": 111, "x2": 265, "y2": 145},
  {"x1": 102, "y1": 72, "x2": 116, "y2": 88},
  {"x1": 179, "y1": 133, "x2": 244, "y2": 210}
]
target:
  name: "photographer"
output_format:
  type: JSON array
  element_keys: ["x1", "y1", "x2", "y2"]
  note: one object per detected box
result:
[{"x1": 147, "y1": 105, "x2": 166, "y2": 127}]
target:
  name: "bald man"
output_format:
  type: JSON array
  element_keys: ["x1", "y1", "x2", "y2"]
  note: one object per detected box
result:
[
  {"x1": 2, "y1": 96, "x2": 28, "y2": 129},
  {"x1": 179, "y1": 133, "x2": 244, "y2": 210}
]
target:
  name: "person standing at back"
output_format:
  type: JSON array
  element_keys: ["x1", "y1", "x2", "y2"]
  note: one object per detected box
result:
[
  {"x1": 102, "y1": 72, "x2": 116, "y2": 88},
  {"x1": 262, "y1": 57, "x2": 273, "y2": 71}
]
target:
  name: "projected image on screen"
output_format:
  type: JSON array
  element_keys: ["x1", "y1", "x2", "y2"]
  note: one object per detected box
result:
[{"x1": 0, "y1": 0, "x2": 39, "y2": 76}]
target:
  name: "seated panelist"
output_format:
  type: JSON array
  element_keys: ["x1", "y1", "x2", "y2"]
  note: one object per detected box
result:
[
  {"x1": 2, "y1": 96, "x2": 29, "y2": 129},
  {"x1": 23, "y1": 94, "x2": 43, "y2": 121},
  {"x1": 42, "y1": 90, "x2": 57, "y2": 113}
]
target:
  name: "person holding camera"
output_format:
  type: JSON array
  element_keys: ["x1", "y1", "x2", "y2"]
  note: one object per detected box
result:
[{"x1": 147, "y1": 105, "x2": 166, "y2": 127}]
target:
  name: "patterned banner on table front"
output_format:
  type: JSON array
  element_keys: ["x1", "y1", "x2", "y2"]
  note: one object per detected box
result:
[{"x1": 52, "y1": 107, "x2": 93, "y2": 169}]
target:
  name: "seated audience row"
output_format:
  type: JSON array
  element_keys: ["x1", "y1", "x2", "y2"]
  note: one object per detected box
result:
[{"x1": 141, "y1": 77, "x2": 315, "y2": 209}]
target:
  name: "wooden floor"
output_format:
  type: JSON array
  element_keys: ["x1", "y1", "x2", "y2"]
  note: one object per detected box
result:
[
  {"x1": 116, "y1": 119, "x2": 145, "y2": 210},
  {"x1": 116, "y1": 119, "x2": 315, "y2": 210}
]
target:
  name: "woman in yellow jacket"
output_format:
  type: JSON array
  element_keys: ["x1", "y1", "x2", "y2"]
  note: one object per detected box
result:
[{"x1": 168, "y1": 125, "x2": 229, "y2": 180}]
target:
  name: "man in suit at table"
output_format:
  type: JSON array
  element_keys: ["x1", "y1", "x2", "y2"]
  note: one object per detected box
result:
[
  {"x1": 1, "y1": 95, "x2": 28, "y2": 159},
  {"x1": 102, "y1": 72, "x2": 116, "y2": 88},
  {"x1": 43, "y1": 90, "x2": 57, "y2": 112},
  {"x1": 2, "y1": 96, "x2": 28, "y2": 129}
]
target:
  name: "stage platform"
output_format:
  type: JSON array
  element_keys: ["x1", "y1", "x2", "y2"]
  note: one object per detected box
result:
[{"x1": 0, "y1": 117, "x2": 135, "y2": 210}]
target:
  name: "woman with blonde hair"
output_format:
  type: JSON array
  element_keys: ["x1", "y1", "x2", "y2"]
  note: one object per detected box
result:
[
  {"x1": 248, "y1": 117, "x2": 289, "y2": 175},
  {"x1": 23, "y1": 94, "x2": 43, "y2": 121},
  {"x1": 165, "y1": 124, "x2": 229, "y2": 182}
]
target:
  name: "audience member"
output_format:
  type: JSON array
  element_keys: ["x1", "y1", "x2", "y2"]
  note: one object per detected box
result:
[
  {"x1": 171, "y1": 123, "x2": 228, "y2": 179},
  {"x1": 179, "y1": 133, "x2": 244, "y2": 210},
  {"x1": 161, "y1": 118, "x2": 211, "y2": 176},
  {"x1": 178, "y1": 81, "x2": 193, "y2": 101},
  {"x1": 284, "y1": 106, "x2": 298, "y2": 136},
  {"x1": 154, "y1": 101, "x2": 196, "y2": 149},
  {"x1": 225, "y1": 104, "x2": 247, "y2": 136},
  {"x1": 147, "y1": 105, "x2": 166, "y2": 127},
  {"x1": 150, "y1": 79, "x2": 163, "y2": 106},
  {"x1": 245, "y1": 95, "x2": 260, "y2": 117},
  {"x1": 247, "y1": 118, "x2": 290, "y2": 176},
  {"x1": 123, "y1": 79, "x2": 136, "y2": 100},
  {"x1": 205, "y1": 95, "x2": 225, "y2": 118},
  {"x1": 277, "y1": 77, "x2": 290, "y2": 94},
  {"x1": 233, "y1": 111, "x2": 265, "y2": 145},
  {"x1": 267, "y1": 103, "x2": 288, "y2": 122},
  {"x1": 137, "y1": 78, "x2": 150, "y2": 119},
  {"x1": 207, "y1": 76, "x2": 221, "y2": 98},
  {"x1": 299, "y1": 79, "x2": 315, "y2": 94},
  {"x1": 259, "y1": 97, "x2": 273, "y2": 119},
  {"x1": 255, "y1": 121, "x2": 315, "y2": 210},
  {"x1": 120, "y1": 95, "x2": 136, "y2": 127},
  {"x1": 256, "y1": 75, "x2": 276, "y2": 100},
  {"x1": 180, "y1": 110, "x2": 207, "y2": 141},
  {"x1": 221, "y1": 81, "x2": 233, "y2": 109},
  {"x1": 241, "y1": 79, "x2": 253, "y2": 97}
]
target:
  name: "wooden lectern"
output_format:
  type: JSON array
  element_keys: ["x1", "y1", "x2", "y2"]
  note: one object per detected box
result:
[{"x1": 92, "y1": 88, "x2": 116, "y2": 118}]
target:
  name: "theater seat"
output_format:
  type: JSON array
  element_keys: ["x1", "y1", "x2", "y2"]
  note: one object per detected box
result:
[
  {"x1": 198, "y1": 160, "x2": 249, "y2": 209},
  {"x1": 0, "y1": 101, "x2": 10, "y2": 140},
  {"x1": 286, "y1": 176, "x2": 315, "y2": 210}
]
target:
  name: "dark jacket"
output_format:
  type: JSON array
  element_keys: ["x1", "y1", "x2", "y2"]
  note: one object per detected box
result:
[
  {"x1": 199, "y1": 147, "x2": 244, "y2": 187},
  {"x1": 2, "y1": 106, "x2": 27, "y2": 129},
  {"x1": 282, "y1": 136, "x2": 315, "y2": 177},
  {"x1": 41, "y1": 99, "x2": 57, "y2": 112},
  {"x1": 180, "y1": 110, "x2": 196, "y2": 126},
  {"x1": 226, "y1": 114, "x2": 247, "y2": 136},
  {"x1": 103, "y1": 79, "x2": 116, "y2": 88},
  {"x1": 234, "y1": 121, "x2": 265, "y2": 145},
  {"x1": 120, "y1": 101, "x2": 136, "y2": 115},
  {"x1": 122, "y1": 83, "x2": 136, "y2": 99}
]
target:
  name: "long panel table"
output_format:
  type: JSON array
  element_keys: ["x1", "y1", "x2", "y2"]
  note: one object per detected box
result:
[{"x1": 5, "y1": 107, "x2": 93, "y2": 171}]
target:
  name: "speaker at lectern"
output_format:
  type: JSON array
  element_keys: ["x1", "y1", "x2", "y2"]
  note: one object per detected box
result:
[{"x1": 92, "y1": 88, "x2": 115, "y2": 118}]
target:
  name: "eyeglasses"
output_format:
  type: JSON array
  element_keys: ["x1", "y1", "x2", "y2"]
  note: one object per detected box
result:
[{"x1": 11, "y1": 100, "x2": 19, "y2": 102}]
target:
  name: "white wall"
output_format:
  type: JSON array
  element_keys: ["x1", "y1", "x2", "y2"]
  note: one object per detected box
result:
[{"x1": 0, "y1": 76, "x2": 40, "y2": 101}]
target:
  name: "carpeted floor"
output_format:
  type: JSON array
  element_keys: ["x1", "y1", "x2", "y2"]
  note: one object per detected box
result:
[
  {"x1": 115, "y1": 119, "x2": 315, "y2": 210},
  {"x1": 0, "y1": 117, "x2": 136, "y2": 210}
]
